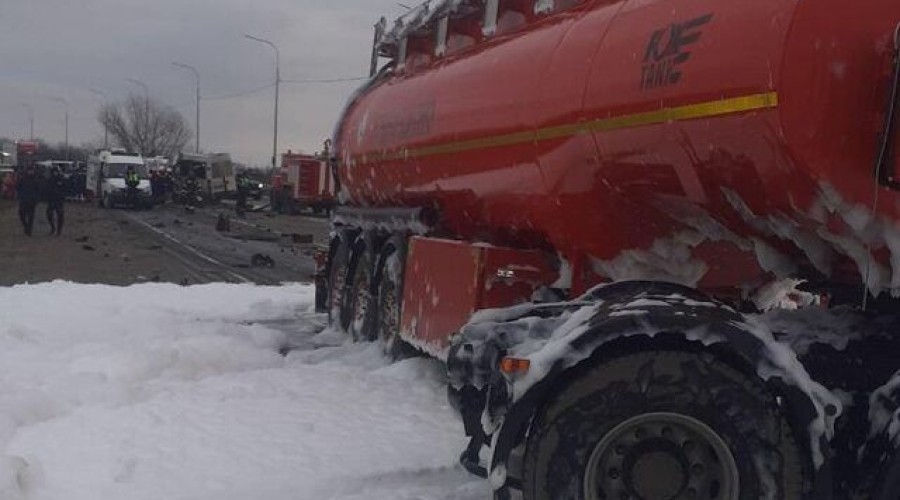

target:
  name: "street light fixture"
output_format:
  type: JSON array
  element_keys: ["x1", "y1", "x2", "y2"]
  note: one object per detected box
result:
[
  {"x1": 19, "y1": 103, "x2": 34, "y2": 140},
  {"x1": 90, "y1": 88, "x2": 109, "y2": 149},
  {"x1": 172, "y1": 62, "x2": 201, "y2": 153},
  {"x1": 245, "y1": 33, "x2": 280, "y2": 169},
  {"x1": 126, "y1": 78, "x2": 149, "y2": 100},
  {"x1": 52, "y1": 97, "x2": 69, "y2": 161}
]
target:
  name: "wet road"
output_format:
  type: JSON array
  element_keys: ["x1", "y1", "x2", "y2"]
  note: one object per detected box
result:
[
  {"x1": 121, "y1": 203, "x2": 331, "y2": 285},
  {"x1": 0, "y1": 199, "x2": 330, "y2": 287}
]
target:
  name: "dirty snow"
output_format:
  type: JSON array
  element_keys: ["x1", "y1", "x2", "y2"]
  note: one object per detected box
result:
[{"x1": 0, "y1": 282, "x2": 487, "y2": 500}]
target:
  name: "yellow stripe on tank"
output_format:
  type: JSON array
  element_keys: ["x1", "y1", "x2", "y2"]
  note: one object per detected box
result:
[{"x1": 352, "y1": 91, "x2": 779, "y2": 165}]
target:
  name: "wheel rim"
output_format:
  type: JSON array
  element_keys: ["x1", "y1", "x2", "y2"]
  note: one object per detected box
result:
[{"x1": 583, "y1": 412, "x2": 739, "y2": 500}]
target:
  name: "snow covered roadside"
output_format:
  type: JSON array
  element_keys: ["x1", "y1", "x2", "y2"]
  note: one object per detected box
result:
[{"x1": 0, "y1": 282, "x2": 487, "y2": 500}]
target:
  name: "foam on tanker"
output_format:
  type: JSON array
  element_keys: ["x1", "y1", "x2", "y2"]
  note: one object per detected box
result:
[
  {"x1": 458, "y1": 289, "x2": 841, "y2": 470},
  {"x1": 591, "y1": 231, "x2": 710, "y2": 287}
]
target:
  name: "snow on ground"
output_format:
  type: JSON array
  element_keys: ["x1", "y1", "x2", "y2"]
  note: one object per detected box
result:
[{"x1": 0, "y1": 282, "x2": 488, "y2": 500}]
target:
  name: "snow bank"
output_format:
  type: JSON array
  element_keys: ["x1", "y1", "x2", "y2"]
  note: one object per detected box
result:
[{"x1": 0, "y1": 282, "x2": 486, "y2": 500}]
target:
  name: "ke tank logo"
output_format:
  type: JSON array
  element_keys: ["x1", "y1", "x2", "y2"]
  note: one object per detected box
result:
[{"x1": 641, "y1": 13, "x2": 713, "y2": 90}]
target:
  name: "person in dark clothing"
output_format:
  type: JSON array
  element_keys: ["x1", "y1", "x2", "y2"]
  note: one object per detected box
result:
[
  {"x1": 44, "y1": 167, "x2": 67, "y2": 236},
  {"x1": 150, "y1": 170, "x2": 161, "y2": 205},
  {"x1": 235, "y1": 171, "x2": 250, "y2": 216},
  {"x1": 15, "y1": 166, "x2": 41, "y2": 236}
]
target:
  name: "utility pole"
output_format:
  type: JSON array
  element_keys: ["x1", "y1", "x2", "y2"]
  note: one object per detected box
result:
[
  {"x1": 245, "y1": 34, "x2": 280, "y2": 169},
  {"x1": 173, "y1": 62, "x2": 201, "y2": 153}
]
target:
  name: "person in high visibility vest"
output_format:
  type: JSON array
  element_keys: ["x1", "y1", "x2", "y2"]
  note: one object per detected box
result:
[{"x1": 125, "y1": 166, "x2": 141, "y2": 209}]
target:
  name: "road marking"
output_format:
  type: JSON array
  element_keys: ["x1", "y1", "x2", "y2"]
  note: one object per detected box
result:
[{"x1": 125, "y1": 214, "x2": 253, "y2": 284}]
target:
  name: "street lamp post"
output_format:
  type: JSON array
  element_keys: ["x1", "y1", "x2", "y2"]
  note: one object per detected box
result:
[
  {"x1": 90, "y1": 88, "x2": 109, "y2": 149},
  {"x1": 173, "y1": 62, "x2": 201, "y2": 153},
  {"x1": 52, "y1": 97, "x2": 69, "y2": 161},
  {"x1": 245, "y1": 34, "x2": 280, "y2": 169},
  {"x1": 19, "y1": 103, "x2": 34, "y2": 140}
]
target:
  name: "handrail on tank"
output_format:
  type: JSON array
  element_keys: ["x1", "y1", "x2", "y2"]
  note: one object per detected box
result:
[{"x1": 876, "y1": 22, "x2": 900, "y2": 189}]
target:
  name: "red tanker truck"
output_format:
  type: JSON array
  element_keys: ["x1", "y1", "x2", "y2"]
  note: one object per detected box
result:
[{"x1": 319, "y1": 0, "x2": 900, "y2": 498}]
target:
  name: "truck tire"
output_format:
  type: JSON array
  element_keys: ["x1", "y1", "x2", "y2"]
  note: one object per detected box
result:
[
  {"x1": 374, "y1": 236, "x2": 416, "y2": 359},
  {"x1": 346, "y1": 237, "x2": 376, "y2": 341},
  {"x1": 522, "y1": 350, "x2": 808, "y2": 500},
  {"x1": 327, "y1": 235, "x2": 353, "y2": 331}
]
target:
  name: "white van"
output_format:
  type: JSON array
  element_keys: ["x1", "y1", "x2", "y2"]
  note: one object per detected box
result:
[
  {"x1": 86, "y1": 150, "x2": 152, "y2": 209},
  {"x1": 172, "y1": 152, "x2": 235, "y2": 201}
]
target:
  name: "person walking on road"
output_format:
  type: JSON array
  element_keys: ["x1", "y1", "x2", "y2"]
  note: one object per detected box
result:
[
  {"x1": 15, "y1": 166, "x2": 41, "y2": 236},
  {"x1": 125, "y1": 165, "x2": 141, "y2": 209},
  {"x1": 235, "y1": 171, "x2": 251, "y2": 217},
  {"x1": 44, "y1": 167, "x2": 67, "y2": 236}
]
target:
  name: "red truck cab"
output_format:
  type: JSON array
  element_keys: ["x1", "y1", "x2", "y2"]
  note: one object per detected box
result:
[{"x1": 270, "y1": 150, "x2": 336, "y2": 215}]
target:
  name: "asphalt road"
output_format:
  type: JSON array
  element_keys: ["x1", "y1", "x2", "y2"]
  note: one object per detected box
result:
[{"x1": 0, "y1": 199, "x2": 331, "y2": 287}]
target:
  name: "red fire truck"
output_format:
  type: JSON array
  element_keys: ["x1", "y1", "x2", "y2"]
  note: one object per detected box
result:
[
  {"x1": 15, "y1": 141, "x2": 39, "y2": 169},
  {"x1": 320, "y1": 0, "x2": 900, "y2": 498},
  {"x1": 270, "y1": 149, "x2": 336, "y2": 215}
]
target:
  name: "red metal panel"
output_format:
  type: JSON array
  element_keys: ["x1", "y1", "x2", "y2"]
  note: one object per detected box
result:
[
  {"x1": 401, "y1": 237, "x2": 483, "y2": 354},
  {"x1": 400, "y1": 237, "x2": 558, "y2": 351}
]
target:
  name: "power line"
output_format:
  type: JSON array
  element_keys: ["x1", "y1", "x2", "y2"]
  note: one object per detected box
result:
[
  {"x1": 204, "y1": 82, "x2": 276, "y2": 101},
  {"x1": 202, "y1": 76, "x2": 366, "y2": 102},
  {"x1": 282, "y1": 76, "x2": 368, "y2": 84}
]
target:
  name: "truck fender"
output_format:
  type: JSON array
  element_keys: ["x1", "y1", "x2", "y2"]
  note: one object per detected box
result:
[{"x1": 477, "y1": 281, "x2": 836, "y2": 498}]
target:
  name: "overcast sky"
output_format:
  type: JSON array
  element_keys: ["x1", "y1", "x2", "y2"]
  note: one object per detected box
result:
[{"x1": 0, "y1": 0, "x2": 407, "y2": 166}]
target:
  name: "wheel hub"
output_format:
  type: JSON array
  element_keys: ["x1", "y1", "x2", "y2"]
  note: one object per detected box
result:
[{"x1": 584, "y1": 413, "x2": 739, "y2": 500}]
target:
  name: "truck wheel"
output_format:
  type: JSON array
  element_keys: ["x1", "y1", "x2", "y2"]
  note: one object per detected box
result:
[
  {"x1": 346, "y1": 238, "x2": 376, "y2": 341},
  {"x1": 522, "y1": 350, "x2": 808, "y2": 500},
  {"x1": 374, "y1": 237, "x2": 415, "y2": 359},
  {"x1": 327, "y1": 235, "x2": 353, "y2": 331}
]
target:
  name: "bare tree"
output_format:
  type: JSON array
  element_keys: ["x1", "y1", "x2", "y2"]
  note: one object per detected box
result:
[{"x1": 98, "y1": 93, "x2": 192, "y2": 158}]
